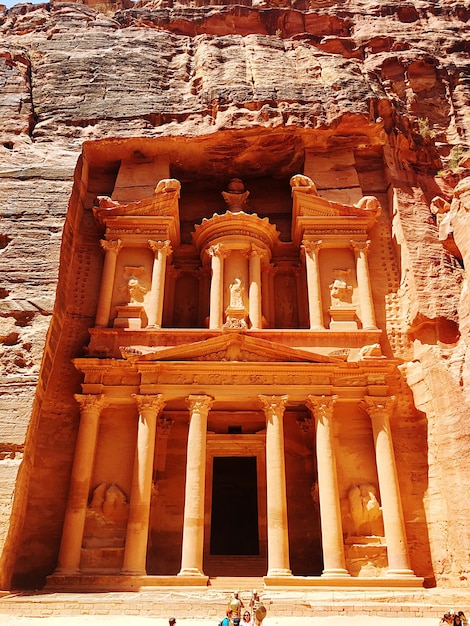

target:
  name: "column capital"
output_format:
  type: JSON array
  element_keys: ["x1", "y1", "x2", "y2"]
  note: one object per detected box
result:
[
  {"x1": 302, "y1": 239, "x2": 323, "y2": 256},
  {"x1": 247, "y1": 243, "x2": 266, "y2": 259},
  {"x1": 100, "y1": 239, "x2": 122, "y2": 255},
  {"x1": 148, "y1": 240, "x2": 172, "y2": 257},
  {"x1": 306, "y1": 395, "x2": 337, "y2": 421},
  {"x1": 132, "y1": 394, "x2": 166, "y2": 415},
  {"x1": 74, "y1": 394, "x2": 109, "y2": 414},
  {"x1": 362, "y1": 395, "x2": 396, "y2": 419},
  {"x1": 207, "y1": 243, "x2": 230, "y2": 259},
  {"x1": 259, "y1": 395, "x2": 288, "y2": 422},
  {"x1": 187, "y1": 394, "x2": 214, "y2": 416},
  {"x1": 350, "y1": 240, "x2": 371, "y2": 254}
]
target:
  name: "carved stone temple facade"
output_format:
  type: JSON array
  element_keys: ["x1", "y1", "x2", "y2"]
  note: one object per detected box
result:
[{"x1": 11, "y1": 141, "x2": 426, "y2": 592}]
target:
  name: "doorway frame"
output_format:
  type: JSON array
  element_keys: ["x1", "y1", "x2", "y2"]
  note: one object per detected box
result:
[{"x1": 204, "y1": 433, "x2": 267, "y2": 574}]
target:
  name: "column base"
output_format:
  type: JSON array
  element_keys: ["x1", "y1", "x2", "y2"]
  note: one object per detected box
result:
[
  {"x1": 121, "y1": 569, "x2": 146, "y2": 576},
  {"x1": 266, "y1": 568, "x2": 292, "y2": 577},
  {"x1": 53, "y1": 567, "x2": 81, "y2": 576},
  {"x1": 177, "y1": 567, "x2": 206, "y2": 577},
  {"x1": 321, "y1": 568, "x2": 351, "y2": 578},
  {"x1": 386, "y1": 568, "x2": 416, "y2": 578}
]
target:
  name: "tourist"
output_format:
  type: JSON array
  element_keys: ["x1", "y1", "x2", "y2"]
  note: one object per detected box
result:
[
  {"x1": 228, "y1": 591, "x2": 244, "y2": 625},
  {"x1": 169, "y1": 619, "x2": 176, "y2": 626},
  {"x1": 221, "y1": 608, "x2": 233, "y2": 626},
  {"x1": 241, "y1": 610, "x2": 254, "y2": 625},
  {"x1": 458, "y1": 612, "x2": 467, "y2": 626},
  {"x1": 455, "y1": 616, "x2": 463, "y2": 626},
  {"x1": 440, "y1": 613, "x2": 455, "y2": 626}
]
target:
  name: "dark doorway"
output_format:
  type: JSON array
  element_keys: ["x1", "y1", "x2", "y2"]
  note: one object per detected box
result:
[{"x1": 210, "y1": 456, "x2": 259, "y2": 555}]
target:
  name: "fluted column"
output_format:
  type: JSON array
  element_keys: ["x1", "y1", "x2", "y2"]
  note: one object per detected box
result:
[
  {"x1": 122, "y1": 395, "x2": 165, "y2": 575},
  {"x1": 179, "y1": 395, "x2": 213, "y2": 576},
  {"x1": 306, "y1": 395, "x2": 349, "y2": 577},
  {"x1": 363, "y1": 396, "x2": 415, "y2": 577},
  {"x1": 147, "y1": 240, "x2": 172, "y2": 328},
  {"x1": 259, "y1": 395, "x2": 292, "y2": 577},
  {"x1": 56, "y1": 394, "x2": 109, "y2": 574},
  {"x1": 95, "y1": 239, "x2": 122, "y2": 327},
  {"x1": 351, "y1": 240, "x2": 377, "y2": 330},
  {"x1": 302, "y1": 240, "x2": 324, "y2": 330},
  {"x1": 207, "y1": 244, "x2": 229, "y2": 329},
  {"x1": 249, "y1": 245, "x2": 264, "y2": 329}
]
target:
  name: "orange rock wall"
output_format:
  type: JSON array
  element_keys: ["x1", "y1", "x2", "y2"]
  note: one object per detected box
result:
[{"x1": 0, "y1": 0, "x2": 469, "y2": 589}]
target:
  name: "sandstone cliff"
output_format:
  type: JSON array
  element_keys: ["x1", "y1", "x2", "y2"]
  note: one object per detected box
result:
[{"x1": 0, "y1": 0, "x2": 469, "y2": 589}]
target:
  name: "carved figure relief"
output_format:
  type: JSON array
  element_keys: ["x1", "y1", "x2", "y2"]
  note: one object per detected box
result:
[
  {"x1": 345, "y1": 484, "x2": 384, "y2": 537},
  {"x1": 229, "y1": 278, "x2": 244, "y2": 309},
  {"x1": 329, "y1": 269, "x2": 353, "y2": 307},
  {"x1": 120, "y1": 266, "x2": 147, "y2": 304}
]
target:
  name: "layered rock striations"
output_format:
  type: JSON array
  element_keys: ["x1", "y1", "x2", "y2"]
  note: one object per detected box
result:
[{"x1": 0, "y1": 0, "x2": 469, "y2": 589}]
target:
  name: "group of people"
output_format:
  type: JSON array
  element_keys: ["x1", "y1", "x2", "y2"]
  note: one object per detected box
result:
[
  {"x1": 439, "y1": 610, "x2": 467, "y2": 626},
  {"x1": 221, "y1": 590, "x2": 265, "y2": 626}
]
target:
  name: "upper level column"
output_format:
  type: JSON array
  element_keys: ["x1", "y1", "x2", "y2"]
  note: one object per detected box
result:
[
  {"x1": 207, "y1": 244, "x2": 230, "y2": 329},
  {"x1": 363, "y1": 396, "x2": 415, "y2": 577},
  {"x1": 248, "y1": 244, "x2": 264, "y2": 329},
  {"x1": 56, "y1": 394, "x2": 109, "y2": 574},
  {"x1": 302, "y1": 240, "x2": 324, "y2": 330},
  {"x1": 350, "y1": 240, "x2": 377, "y2": 330},
  {"x1": 95, "y1": 239, "x2": 122, "y2": 327},
  {"x1": 306, "y1": 395, "x2": 350, "y2": 577},
  {"x1": 179, "y1": 395, "x2": 213, "y2": 577},
  {"x1": 147, "y1": 240, "x2": 172, "y2": 328},
  {"x1": 122, "y1": 394, "x2": 166, "y2": 575},
  {"x1": 259, "y1": 394, "x2": 292, "y2": 578}
]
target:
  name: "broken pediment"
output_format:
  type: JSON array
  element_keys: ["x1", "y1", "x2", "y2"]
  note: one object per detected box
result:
[{"x1": 120, "y1": 333, "x2": 342, "y2": 364}]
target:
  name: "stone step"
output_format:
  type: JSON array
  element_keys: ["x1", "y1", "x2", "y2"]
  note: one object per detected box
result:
[{"x1": 208, "y1": 576, "x2": 265, "y2": 591}]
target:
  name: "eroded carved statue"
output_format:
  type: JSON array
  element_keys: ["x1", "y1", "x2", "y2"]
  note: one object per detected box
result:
[
  {"x1": 120, "y1": 266, "x2": 147, "y2": 304},
  {"x1": 329, "y1": 269, "x2": 353, "y2": 306},
  {"x1": 290, "y1": 174, "x2": 318, "y2": 194},
  {"x1": 229, "y1": 278, "x2": 244, "y2": 308},
  {"x1": 347, "y1": 484, "x2": 383, "y2": 537}
]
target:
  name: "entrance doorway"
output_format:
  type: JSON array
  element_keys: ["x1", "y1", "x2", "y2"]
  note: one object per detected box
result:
[{"x1": 210, "y1": 456, "x2": 259, "y2": 555}]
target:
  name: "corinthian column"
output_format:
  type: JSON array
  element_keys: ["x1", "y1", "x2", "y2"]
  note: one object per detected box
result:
[
  {"x1": 95, "y1": 239, "x2": 122, "y2": 327},
  {"x1": 147, "y1": 240, "x2": 172, "y2": 328},
  {"x1": 350, "y1": 240, "x2": 377, "y2": 330},
  {"x1": 178, "y1": 395, "x2": 213, "y2": 577},
  {"x1": 249, "y1": 245, "x2": 264, "y2": 329},
  {"x1": 55, "y1": 394, "x2": 109, "y2": 574},
  {"x1": 363, "y1": 396, "x2": 415, "y2": 577},
  {"x1": 122, "y1": 395, "x2": 166, "y2": 575},
  {"x1": 302, "y1": 240, "x2": 324, "y2": 330},
  {"x1": 259, "y1": 395, "x2": 292, "y2": 577},
  {"x1": 207, "y1": 244, "x2": 229, "y2": 329},
  {"x1": 306, "y1": 395, "x2": 349, "y2": 577}
]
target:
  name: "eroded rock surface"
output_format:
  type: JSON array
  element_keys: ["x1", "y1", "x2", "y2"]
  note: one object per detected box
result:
[{"x1": 0, "y1": 0, "x2": 469, "y2": 590}]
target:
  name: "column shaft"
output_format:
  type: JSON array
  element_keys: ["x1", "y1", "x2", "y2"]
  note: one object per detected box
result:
[
  {"x1": 364, "y1": 397, "x2": 414, "y2": 576},
  {"x1": 351, "y1": 241, "x2": 377, "y2": 329},
  {"x1": 302, "y1": 240, "x2": 324, "y2": 330},
  {"x1": 95, "y1": 239, "x2": 122, "y2": 327},
  {"x1": 208, "y1": 244, "x2": 228, "y2": 329},
  {"x1": 307, "y1": 395, "x2": 349, "y2": 577},
  {"x1": 148, "y1": 240, "x2": 172, "y2": 328},
  {"x1": 249, "y1": 246, "x2": 263, "y2": 329},
  {"x1": 122, "y1": 395, "x2": 165, "y2": 575},
  {"x1": 259, "y1": 395, "x2": 292, "y2": 577},
  {"x1": 179, "y1": 395, "x2": 213, "y2": 576},
  {"x1": 56, "y1": 395, "x2": 108, "y2": 574}
]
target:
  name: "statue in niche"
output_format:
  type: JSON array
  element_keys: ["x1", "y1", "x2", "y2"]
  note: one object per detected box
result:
[
  {"x1": 229, "y1": 278, "x2": 244, "y2": 309},
  {"x1": 222, "y1": 178, "x2": 250, "y2": 211},
  {"x1": 329, "y1": 269, "x2": 353, "y2": 307},
  {"x1": 347, "y1": 483, "x2": 383, "y2": 537},
  {"x1": 120, "y1": 266, "x2": 147, "y2": 304}
]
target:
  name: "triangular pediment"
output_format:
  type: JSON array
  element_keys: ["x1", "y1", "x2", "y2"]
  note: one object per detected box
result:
[
  {"x1": 293, "y1": 189, "x2": 381, "y2": 221},
  {"x1": 120, "y1": 333, "x2": 342, "y2": 364}
]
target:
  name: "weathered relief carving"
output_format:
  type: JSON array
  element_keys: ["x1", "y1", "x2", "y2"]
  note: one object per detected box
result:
[
  {"x1": 120, "y1": 266, "x2": 147, "y2": 304},
  {"x1": 329, "y1": 269, "x2": 353, "y2": 307},
  {"x1": 346, "y1": 484, "x2": 384, "y2": 537}
]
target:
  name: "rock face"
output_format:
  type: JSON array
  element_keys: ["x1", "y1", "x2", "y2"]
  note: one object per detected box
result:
[{"x1": 0, "y1": 0, "x2": 469, "y2": 590}]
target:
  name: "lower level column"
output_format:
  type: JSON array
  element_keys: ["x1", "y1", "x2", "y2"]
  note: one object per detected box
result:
[
  {"x1": 259, "y1": 394, "x2": 292, "y2": 577},
  {"x1": 178, "y1": 395, "x2": 213, "y2": 576},
  {"x1": 55, "y1": 394, "x2": 109, "y2": 574},
  {"x1": 307, "y1": 395, "x2": 350, "y2": 577},
  {"x1": 122, "y1": 394, "x2": 165, "y2": 575},
  {"x1": 364, "y1": 396, "x2": 415, "y2": 577}
]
